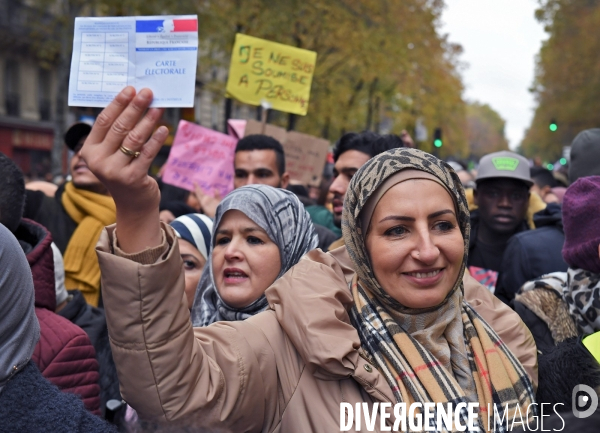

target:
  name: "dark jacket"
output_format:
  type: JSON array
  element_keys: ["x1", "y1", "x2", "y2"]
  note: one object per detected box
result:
[
  {"x1": 16, "y1": 219, "x2": 101, "y2": 414},
  {"x1": 467, "y1": 210, "x2": 529, "y2": 292},
  {"x1": 24, "y1": 183, "x2": 77, "y2": 254},
  {"x1": 536, "y1": 337, "x2": 600, "y2": 408},
  {"x1": 513, "y1": 301, "x2": 556, "y2": 355},
  {"x1": 59, "y1": 289, "x2": 121, "y2": 416},
  {"x1": 496, "y1": 204, "x2": 568, "y2": 304},
  {"x1": 0, "y1": 361, "x2": 116, "y2": 433},
  {"x1": 512, "y1": 277, "x2": 600, "y2": 408}
]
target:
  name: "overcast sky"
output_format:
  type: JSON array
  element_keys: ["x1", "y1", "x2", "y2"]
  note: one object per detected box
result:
[{"x1": 441, "y1": 0, "x2": 546, "y2": 149}]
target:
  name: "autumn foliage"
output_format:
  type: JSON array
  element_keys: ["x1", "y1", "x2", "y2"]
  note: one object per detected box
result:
[
  {"x1": 521, "y1": 0, "x2": 600, "y2": 160},
  {"x1": 29, "y1": 0, "x2": 469, "y2": 157},
  {"x1": 193, "y1": 0, "x2": 468, "y2": 156}
]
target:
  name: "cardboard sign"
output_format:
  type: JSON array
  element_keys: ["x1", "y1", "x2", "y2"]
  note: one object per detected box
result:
[
  {"x1": 226, "y1": 34, "x2": 317, "y2": 116},
  {"x1": 244, "y1": 120, "x2": 329, "y2": 186},
  {"x1": 244, "y1": 119, "x2": 287, "y2": 144},
  {"x1": 284, "y1": 131, "x2": 330, "y2": 187},
  {"x1": 162, "y1": 120, "x2": 237, "y2": 196}
]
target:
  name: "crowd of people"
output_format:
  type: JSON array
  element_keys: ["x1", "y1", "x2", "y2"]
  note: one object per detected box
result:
[{"x1": 1, "y1": 86, "x2": 600, "y2": 432}]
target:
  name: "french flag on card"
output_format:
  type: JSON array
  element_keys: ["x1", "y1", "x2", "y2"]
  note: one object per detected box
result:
[{"x1": 136, "y1": 18, "x2": 197, "y2": 33}]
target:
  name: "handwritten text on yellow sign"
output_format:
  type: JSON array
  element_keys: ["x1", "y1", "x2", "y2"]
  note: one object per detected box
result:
[{"x1": 226, "y1": 34, "x2": 317, "y2": 116}]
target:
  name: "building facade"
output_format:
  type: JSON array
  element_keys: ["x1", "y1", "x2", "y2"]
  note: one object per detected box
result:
[{"x1": 0, "y1": 0, "x2": 258, "y2": 180}]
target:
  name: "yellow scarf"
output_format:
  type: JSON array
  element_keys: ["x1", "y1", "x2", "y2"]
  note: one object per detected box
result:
[{"x1": 62, "y1": 182, "x2": 116, "y2": 306}]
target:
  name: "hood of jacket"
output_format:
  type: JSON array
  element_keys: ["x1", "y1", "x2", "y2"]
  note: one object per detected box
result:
[
  {"x1": 14, "y1": 219, "x2": 56, "y2": 311},
  {"x1": 533, "y1": 203, "x2": 563, "y2": 229}
]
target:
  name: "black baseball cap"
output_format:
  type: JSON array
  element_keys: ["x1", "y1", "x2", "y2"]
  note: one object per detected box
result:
[{"x1": 64, "y1": 123, "x2": 92, "y2": 151}]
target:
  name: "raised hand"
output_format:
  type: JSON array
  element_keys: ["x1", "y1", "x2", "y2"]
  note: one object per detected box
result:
[
  {"x1": 193, "y1": 182, "x2": 221, "y2": 218},
  {"x1": 82, "y1": 87, "x2": 168, "y2": 253}
]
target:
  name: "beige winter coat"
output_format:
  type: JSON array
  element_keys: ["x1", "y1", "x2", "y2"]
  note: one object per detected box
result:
[{"x1": 96, "y1": 224, "x2": 537, "y2": 432}]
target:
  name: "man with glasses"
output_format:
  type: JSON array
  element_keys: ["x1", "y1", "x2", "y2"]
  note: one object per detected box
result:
[{"x1": 24, "y1": 123, "x2": 115, "y2": 307}]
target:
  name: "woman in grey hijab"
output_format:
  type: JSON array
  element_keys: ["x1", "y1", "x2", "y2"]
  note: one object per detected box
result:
[{"x1": 191, "y1": 185, "x2": 319, "y2": 326}]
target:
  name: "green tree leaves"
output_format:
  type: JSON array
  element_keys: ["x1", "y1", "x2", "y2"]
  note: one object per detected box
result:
[{"x1": 522, "y1": 0, "x2": 600, "y2": 160}]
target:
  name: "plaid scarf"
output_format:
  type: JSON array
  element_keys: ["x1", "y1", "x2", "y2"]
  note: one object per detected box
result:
[{"x1": 343, "y1": 148, "x2": 536, "y2": 432}]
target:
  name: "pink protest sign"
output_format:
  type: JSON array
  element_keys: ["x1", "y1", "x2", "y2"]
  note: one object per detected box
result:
[
  {"x1": 227, "y1": 119, "x2": 247, "y2": 139},
  {"x1": 162, "y1": 120, "x2": 237, "y2": 196}
]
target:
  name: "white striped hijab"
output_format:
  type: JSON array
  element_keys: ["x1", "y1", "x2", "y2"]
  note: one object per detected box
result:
[{"x1": 170, "y1": 213, "x2": 214, "y2": 260}]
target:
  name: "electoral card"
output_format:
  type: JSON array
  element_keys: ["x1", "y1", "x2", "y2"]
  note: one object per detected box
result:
[{"x1": 68, "y1": 15, "x2": 198, "y2": 108}]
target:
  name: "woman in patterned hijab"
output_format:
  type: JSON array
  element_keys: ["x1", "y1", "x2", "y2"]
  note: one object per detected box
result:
[
  {"x1": 191, "y1": 184, "x2": 319, "y2": 326},
  {"x1": 343, "y1": 147, "x2": 535, "y2": 431}
]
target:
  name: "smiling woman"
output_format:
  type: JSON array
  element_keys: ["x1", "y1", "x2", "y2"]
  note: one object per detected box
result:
[
  {"x1": 363, "y1": 172, "x2": 464, "y2": 309},
  {"x1": 339, "y1": 149, "x2": 536, "y2": 419}
]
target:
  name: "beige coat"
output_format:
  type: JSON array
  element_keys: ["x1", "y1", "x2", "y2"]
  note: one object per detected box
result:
[{"x1": 97, "y1": 225, "x2": 537, "y2": 432}]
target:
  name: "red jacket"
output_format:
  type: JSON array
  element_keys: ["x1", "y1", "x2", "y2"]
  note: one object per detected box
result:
[{"x1": 16, "y1": 219, "x2": 101, "y2": 414}]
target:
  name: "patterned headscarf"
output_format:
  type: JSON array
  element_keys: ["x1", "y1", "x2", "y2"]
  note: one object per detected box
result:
[
  {"x1": 518, "y1": 268, "x2": 600, "y2": 337},
  {"x1": 0, "y1": 224, "x2": 40, "y2": 394},
  {"x1": 191, "y1": 185, "x2": 319, "y2": 326},
  {"x1": 343, "y1": 148, "x2": 535, "y2": 432}
]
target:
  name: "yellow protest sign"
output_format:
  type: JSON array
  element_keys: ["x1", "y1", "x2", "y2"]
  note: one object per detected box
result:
[{"x1": 226, "y1": 34, "x2": 317, "y2": 116}]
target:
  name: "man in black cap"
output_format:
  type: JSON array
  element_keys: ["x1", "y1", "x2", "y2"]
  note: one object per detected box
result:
[{"x1": 24, "y1": 123, "x2": 115, "y2": 307}]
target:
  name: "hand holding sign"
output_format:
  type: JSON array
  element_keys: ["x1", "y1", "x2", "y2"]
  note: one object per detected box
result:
[
  {"x1": 193, "y1": 182, "x2": 221, "y2": 218},
  {"x1": 81, "y1": 87, "x2": 167, "y2": 252}
]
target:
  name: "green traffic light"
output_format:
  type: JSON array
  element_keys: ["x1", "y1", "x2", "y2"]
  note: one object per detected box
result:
[
  {"x1": 434, "y1": 139, "x2": 442, "y2": 148},
  {"x1": 546, "y1": 163, "x2": 554, "y2": 170},
  {"x1": 549, "y1": 123, "x2": 557, "y2": 132},
  {"x1": 560, "y1": 158, "x2": 567, "y2": 165}
]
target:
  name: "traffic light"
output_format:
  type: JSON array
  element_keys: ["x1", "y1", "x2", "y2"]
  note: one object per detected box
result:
[
  {"x1": 549, "y1": 119, "x2": 558, "y2": 132},
  {"x1": 433, "y1": 128, "x2": 443, "y2": 148}
]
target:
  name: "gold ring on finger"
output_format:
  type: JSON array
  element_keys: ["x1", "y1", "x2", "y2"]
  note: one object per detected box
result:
[{"x1": 119, "y1": 145, "x2": 141, "y2": 158}]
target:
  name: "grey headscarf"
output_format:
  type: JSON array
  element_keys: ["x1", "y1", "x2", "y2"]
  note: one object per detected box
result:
[
  {"x1": 0, "y1": 223, "x2": 40, "y2": 394},
  {"x1": 191, "y1": 185, "x2": 319, "y2": 326}
]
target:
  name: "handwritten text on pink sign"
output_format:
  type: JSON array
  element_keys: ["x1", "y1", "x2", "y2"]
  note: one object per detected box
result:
[{"x1": 162, "y1": 120, "x2": 238, "y2": 196}]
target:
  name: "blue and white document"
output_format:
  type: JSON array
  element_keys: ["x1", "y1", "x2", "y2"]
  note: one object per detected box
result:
[{"x1": 68, "y1": 15, "x2": 198, "y2": 107}]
